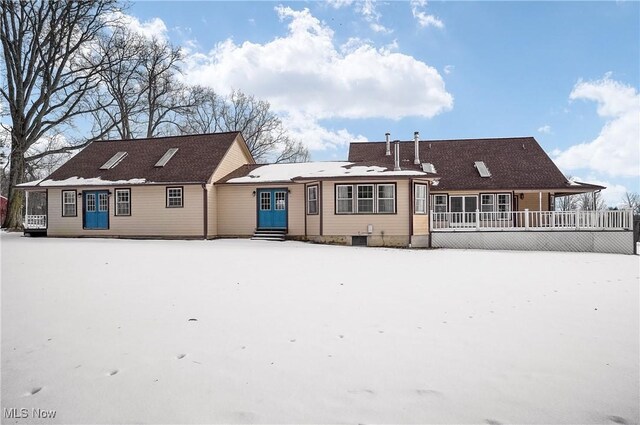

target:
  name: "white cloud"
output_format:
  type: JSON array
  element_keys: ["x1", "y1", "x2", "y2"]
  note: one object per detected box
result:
[
  {"x1": 326, "y1": 0, "x2": 392, "y2": 34},
  {"x1": 182, "y1": 6, "x2": 453, "y2": 150},
  {"x1": 553, "y1": 75, "x2": 640, "y2": 177},
  {"x1": 537, "y1": 125, "x2": 552, "y2": 134},
  {"x1": 282, "y1": 112, "x2": 368, "y2": 151},
  {"x1": 326, "y1": 0, "x2": 355, "y2": 8},
  {"x1": 110, "y1": 11, "x2": 168, "y2": 40},
  {"x1": 443, "y1": 65, "x2": 454, "y2": 74},
  {"x1": 410, "y1": 0, "x2": 444, "y2": 29}
]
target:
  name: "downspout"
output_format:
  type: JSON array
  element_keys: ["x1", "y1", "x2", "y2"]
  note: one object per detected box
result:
[
  {"x1": 202, "y1": 184, "x2": 208, "y2": 240},
  {"x1": 414, "y1": 131, "x2": 420, "y2": 165},
  {"x1": 304, "y1": 183, "x2": 308, "y2": 238},
  {"x1": 427, "y1": 181, "x2": 432, "y2": 248},
  {"x1": 409, "y1": 178, "x2": 414, "y2": 247},
  {"x1": 319, "y1": 181, "x2": 323, "y2": 236},
  {"x1": 593, "y1": 189, "x2": 601, "y2": 210}
]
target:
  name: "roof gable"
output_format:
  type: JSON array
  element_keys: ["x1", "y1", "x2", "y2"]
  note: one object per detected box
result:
[
  {"x1": 348, "y1": 137, "x2": 585, "y2": 191},
  {"x1": 41, "y1": 132, "x2": 244, "y2": 186}
]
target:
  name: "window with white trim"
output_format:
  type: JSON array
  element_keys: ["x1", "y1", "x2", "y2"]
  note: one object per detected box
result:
[
  {"x1": 260, "y1": 191, "x2": 271, "y2": 210},
  {"x1": 115, "y1": 189, "x2": 131, "y2": 216},
  {"x1": 307, "y1": 185, "x2": 318, "y2": 215},
  {"x1": 433, "y1": 194, "x2": 447, "y2": 213},
  {"x1": 497, "y1": 193, "x2": 511, "y2": 219},
  {"x1": 481, "y1": 194, "x2": 495, "y2": 212},
  {"x1": 86, "y1": 194, "x2": 96, "y2": 212},
  {"x1": 336, "y1": 183, "x2": 396, "y2": 214},
  {"x1": 415, "y1": 184, "x2": 427, "y2": 214},
  {"x1": 98, "y1": 193, "x2": 108, "y2": 212},
  {"x1": 275, "y1": 192, "x2": 286, "y2": 210},
  {"x1": 336, "y1": 185, "x2": 353, "y2": 213},
  {"x1": 62, "y1": 190, "x2": 76, "y2": 217},
  {"x1": 357, "y1": 185, "x2": 374, "y2": 213},
  {"x1": 377, "y1": 184, "x2": 395, "y2": 213},
  {"x1": 166, "y1": 187, "x2": 183, "y2": 208}
]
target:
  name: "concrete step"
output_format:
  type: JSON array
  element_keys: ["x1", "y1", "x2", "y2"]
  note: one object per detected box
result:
[{"x1": 252, "y1": 229, "x2": 286, "y2": 241}]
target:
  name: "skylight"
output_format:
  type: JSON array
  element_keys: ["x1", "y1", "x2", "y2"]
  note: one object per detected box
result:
[
  {"x1": 421, "y1": 163, "x2": 437, "y2": 174},
  {"x1": 100, "y1": 152, "x2": 127, "y2": 170},
  {"x1": 474, "y1": 161, "x2": 491, "y2": 178},
  {"x1": 155, "y1": 148, "x2": 179, "y2": 167}
]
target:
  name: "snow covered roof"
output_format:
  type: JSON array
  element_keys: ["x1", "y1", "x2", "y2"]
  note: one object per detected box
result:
[
  {"x1": 39, "y1": 177, "x2": 148, "y2": 187},
  {"x1": 223, "y1": 162, "x2": 435, "y2": 184},
  {"x1": 15, "y1": 179, "x2": 44, "y2": 188}
]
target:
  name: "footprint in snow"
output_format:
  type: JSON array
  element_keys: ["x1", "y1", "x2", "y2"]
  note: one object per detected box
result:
[
  {"x1": 108, "y1": 369, "x2": 119, "y2": 376},
  {"x1": 338, "y1": 335, "x2": 344, "y2": 339},
  {"x1": 608, "y1": 416, "x2": 628, "y2": 424},
  {"x1": 485, "y1": 420, "x2": 503, "y2": 425},
  {"x1": 416, "y1": 389, "x2": 442, "y2": 397},
  {"x1": 289, "y1": 339, "x2": 296, "y2": 343},
  {"x1": 176, "y1": 354, "x2": 187, "y2": 359},
  {"x1": 348, "y1": 389, "x2": 375, "y2": 395},
  {"x1": 26, "y1": 387, "x2": 43, "y2": 396},
  {"x1": 378, "y1": 330, "x2": 384, "y2": 334}
]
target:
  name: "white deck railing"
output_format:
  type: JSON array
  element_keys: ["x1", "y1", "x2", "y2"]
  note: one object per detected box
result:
[
  {"x1": 24, "y1": 215, "x2": 47, "y2": 229},
  {"x1": 430, "y1": 209, "x2": 633, "y2": 231}
]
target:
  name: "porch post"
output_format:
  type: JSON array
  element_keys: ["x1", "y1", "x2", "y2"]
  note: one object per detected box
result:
[
  {"x1": 429, "y1": 209, "x2": 433, "y2": 231},
  {"x1": 539, "y1": 191, "x2": 542, "y2": 211},
  {"x1": 475, "y1": 208, "x2": 480, "y2": 230},
  {"x1": 575, "y1": 208, "x2": 580, "y2": 230},
  {"x1": 24, "y1": 190, "x2": 29, "y2": 220},
  {"x1": 524, "y1": 208, "x2": 529, "y2": 229}
]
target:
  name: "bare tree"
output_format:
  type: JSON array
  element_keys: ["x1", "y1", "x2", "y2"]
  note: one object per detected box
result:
[
  {"x1": 91, "y1": 27, "x2": 147, "y2": 140},
  {"x1": 555, "y1": 194, "x2": 578, "y2": 211},
  {"x1": 621, "y1": 191, "x2": 640, "y2": 214},
  {"x1": 0, "y1": 0, "x2": 120, "y2": 228},
  {"x1": 139, "y1": 38, "x2": 189, "y2": 137},
  {"x1": 576, "y1": 191, "x2": 606, "y2": 211},
  {"x1": 180, "y1": 88, "x2": 309, "y2": 163}
]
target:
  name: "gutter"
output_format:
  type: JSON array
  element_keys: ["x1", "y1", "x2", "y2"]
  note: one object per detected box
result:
[{"x1": 202, "y1": 184, "x2": 208, "y2": 240}]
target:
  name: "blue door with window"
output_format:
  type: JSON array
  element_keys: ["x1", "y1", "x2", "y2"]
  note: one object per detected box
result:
[
  {"x1": 257, "y1": 189, "x2": 287, "y2": 229},
  {"x1": 84, "y1": 190, "x2": 109, "y2": 229}
]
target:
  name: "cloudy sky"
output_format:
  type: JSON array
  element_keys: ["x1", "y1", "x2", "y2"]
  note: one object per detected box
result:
[{"x1": 125, "y1": 1, "x2": 638, "y2": 205}]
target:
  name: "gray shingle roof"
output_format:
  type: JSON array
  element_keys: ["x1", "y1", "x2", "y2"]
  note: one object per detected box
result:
[
  {"x1": 40, "y1": 132, "x2": 245, "y2": 185},
  {"x1": 348, "y1": 137, "x2": 604, "y2": 191}
]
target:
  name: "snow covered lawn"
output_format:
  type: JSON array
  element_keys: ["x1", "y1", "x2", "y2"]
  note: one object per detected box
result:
[{"x1": 1, "y1": 232, "x2": 638, "y2": 424}]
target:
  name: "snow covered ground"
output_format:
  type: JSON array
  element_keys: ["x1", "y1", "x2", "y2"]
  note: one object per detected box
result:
[{"x1": 1, "y1": 232, "x2": 638, "y2": 424}]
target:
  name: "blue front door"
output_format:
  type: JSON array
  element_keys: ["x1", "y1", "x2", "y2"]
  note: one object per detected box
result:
[
  {"x1": 257, "y1": 189, "x2": 287, "y2": 229},
  {"x1": 84, "y1": 191, "x2": 109, "y2": 229}
]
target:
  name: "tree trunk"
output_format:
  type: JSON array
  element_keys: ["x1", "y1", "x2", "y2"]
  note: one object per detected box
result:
[{"x1": 3, "y1": 137, "x2": 26, "y2": 229}]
